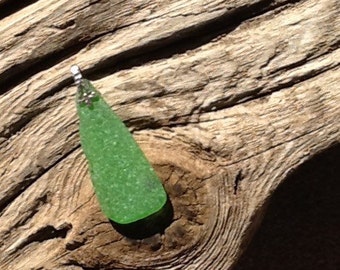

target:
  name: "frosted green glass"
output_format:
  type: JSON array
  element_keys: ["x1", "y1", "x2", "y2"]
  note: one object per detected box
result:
[{"x1": 75, "y1": 77, "x2": 167, "y2": 224}]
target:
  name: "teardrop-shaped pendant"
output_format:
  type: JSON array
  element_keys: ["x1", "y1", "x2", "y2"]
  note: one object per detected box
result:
[{"x1": 71, "y1": 65, "x2": 167, "y2": 224}]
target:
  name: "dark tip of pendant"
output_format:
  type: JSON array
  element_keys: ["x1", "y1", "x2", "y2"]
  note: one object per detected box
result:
[{"x1": 109, "y1": 196, "x2": 174, "y2": 239}]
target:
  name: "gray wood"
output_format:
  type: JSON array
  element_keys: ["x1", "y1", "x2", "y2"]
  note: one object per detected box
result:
[{"x1": 0, "y1": 0, "x2": 339, "y2": 269}]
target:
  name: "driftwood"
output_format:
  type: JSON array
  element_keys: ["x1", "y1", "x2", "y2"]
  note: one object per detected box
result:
[{"x1": 0, "y1": 0, "x2": 339, "y2": 269}]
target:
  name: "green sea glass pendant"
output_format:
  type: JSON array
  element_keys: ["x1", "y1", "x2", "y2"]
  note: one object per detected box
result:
[{"x1": 71, "y1": 65, "x2": 167, "y2": 224}]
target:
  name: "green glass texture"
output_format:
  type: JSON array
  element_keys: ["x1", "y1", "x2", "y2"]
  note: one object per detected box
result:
[{"x1": 76, "y1": 79, "x2": 167, "y2": 224}]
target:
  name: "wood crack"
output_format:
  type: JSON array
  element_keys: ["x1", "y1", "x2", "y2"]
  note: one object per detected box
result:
[
  {"x1": 0, "y1": 105, "x2": 49, "y2": 140},
  {"x1": 225, "y1": 121, "x2": 336, "y2": 167},
  {"x1": 88, "y1": 0, "x2": 301, "y2": 80},
  {"x1": 1, "y1": 0, "x2": 299, "y2": 95},
  {"x1": 152, "y1": 59, "x2": 339, "y2": 129},
  {"x1": 0, "y1": 145, "x2": 80, "y2": 214},
  {"x1": 0, "y1": 41, "x2": 87, "y2": 95},
  {"x1": 0, "y1": 0, "x2": 38, "y2": 20},
  {"x1": 62, "y1": 260, "x2": 100, "y2": 270},
  {"x1": 6, "y1": 223, "x2": 72, "y2": 255},
  {"x1": 14, "y1": 193, "x2": 49, "y2": 229}
]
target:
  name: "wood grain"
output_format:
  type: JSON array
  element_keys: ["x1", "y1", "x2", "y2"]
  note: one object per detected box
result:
[{"x1": 0, "y1": 0, "x2": 339, "y2": 269}]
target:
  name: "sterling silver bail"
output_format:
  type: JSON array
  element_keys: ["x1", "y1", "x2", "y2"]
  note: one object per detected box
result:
[{"x1": 70, "y1": 65, "x2": 83, "y2": 85}]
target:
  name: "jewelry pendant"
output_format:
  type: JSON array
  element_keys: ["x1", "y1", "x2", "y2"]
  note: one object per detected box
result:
[{"x1": 71, "y1": 65, "x2": 167, "y2": 225}]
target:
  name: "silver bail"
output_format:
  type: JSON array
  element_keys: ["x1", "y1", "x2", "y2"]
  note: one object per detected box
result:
[{"x1": 70, "y1": 65, "x2": 83, "y2": 85}]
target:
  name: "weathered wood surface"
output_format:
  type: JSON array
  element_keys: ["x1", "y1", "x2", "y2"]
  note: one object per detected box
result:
[{"x1": 0, "y1": 0, "x2": 339, "y2": 269}]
